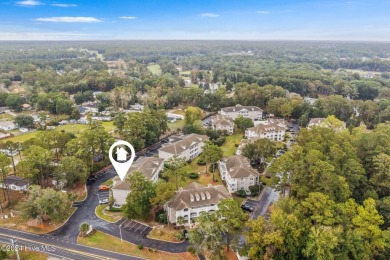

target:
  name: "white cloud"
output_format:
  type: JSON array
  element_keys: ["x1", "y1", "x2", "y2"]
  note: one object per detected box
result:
[
  {"x1": 35, "y1": 17, "x2": 102, "y2": 23},
  {"x1": 256, "y1": 10, "x2": 271, "y2": 14},
  {"x1": 0, "y1": 31, "x2": 93, "y2": 40},
  {"x1": 51, "y1": 3, "x2": 78, "y2": 7},
  {"x1": 200, "y1": 13, "x2": 219, "y2": 18},
  {"x1": 16, "y1": 0, "x2": 42, "y2": 6},
  {"x1": 119, "y1": 16, "x2": 137, "y2": 20}
]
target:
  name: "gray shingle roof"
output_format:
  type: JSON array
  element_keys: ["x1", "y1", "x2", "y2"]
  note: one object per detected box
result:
[
  {"x1": 211, "y1": 114, "x2": 234, "y2": 126},
  {"x1": 221, "y1": 104, "x2": 262, "y2": 113},
  {"x1": 247, "y1": 123, "x2": 284, "y2": 135},
  {"x1": 159, "y1": 134, "x2": 208, "y2": 155},
  {"x1": 222, "y1": 155, "x2": 259, "y2": 178},
  {"x1": 112, "y1": 156, "x2": 164, "y2": 190},
  {"x1": 166, "y1": 182, "x2": 231, "y2": 211}
]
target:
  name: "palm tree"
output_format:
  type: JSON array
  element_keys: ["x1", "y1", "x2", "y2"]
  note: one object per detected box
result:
[{"x1": 79, "y1": 222, "x2": 90, "y2": 237}]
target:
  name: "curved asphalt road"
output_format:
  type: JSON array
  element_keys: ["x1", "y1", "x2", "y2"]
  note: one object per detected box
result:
[{"x1": 49, "y1": 166, "x2": 190, "y2": 253}]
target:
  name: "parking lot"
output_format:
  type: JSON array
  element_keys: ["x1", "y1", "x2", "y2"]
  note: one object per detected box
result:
[
  {"x1": 97, "y1": 190, "x2": 109, "y2": 204},
  {"x1": 117, "y1": 219, "x2": 152, "y2": 236}
]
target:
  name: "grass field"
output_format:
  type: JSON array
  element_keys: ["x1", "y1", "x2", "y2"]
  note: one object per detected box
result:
[
  {"x1": 167, "y1": 159, "x2": 223, "y2": 188},
  {"x1": 179, "y1": 70, "x2": 191, "y2": 79},
  {"x1": 147, "y1": 64, "x2": 162, "y2": 75},
  {"x1": 0, "y1": 207, "x2": 76, "y2": 234},
  {"x1": 168, "y1": 120, "x2": 185, "y2": 131},
  {"x1": 0, "y1": 113, "x2": 13, "y2": 121},
  {"x1": 78, "y1": 231, "x2": 197, "y2": 260},
  {"x1": 148, "y1": 227, "x2": 183, "y2": 242},
  {"x1": 3, "y1": 121, "x2": 115, "y2": 143},
  {"x1": 221, "y1": 134, "x2": 243, "y2": 157}
]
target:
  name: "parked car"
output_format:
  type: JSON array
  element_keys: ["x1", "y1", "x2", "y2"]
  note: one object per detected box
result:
[
  {"x1": 111, "y1": 203, "x2": 122, "y2": 209},
  {"x1": 99, "y1": 198, "x2": 109, "y2": 204},
  {"x1": 98, "y1": 185, "x2": 110, "y2": 191},
  {"x1": 241, "y1": 204, "x2": 254, "y2": 212}
]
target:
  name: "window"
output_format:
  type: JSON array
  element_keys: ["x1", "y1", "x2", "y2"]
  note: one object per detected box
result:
[{"x1": 184, "y1": 208, "x2": 188, "y2": 211}]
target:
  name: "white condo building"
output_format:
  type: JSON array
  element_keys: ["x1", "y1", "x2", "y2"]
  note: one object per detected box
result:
[
  {"x1": 218, "y1": 155, "x2": 259, "y2": 193},
  {"x1": 164, "y1": 182, "x2": 231, "y2": 225},
  {"x1": 219, "y1": 104, "x2": 263, "y2": 121}
]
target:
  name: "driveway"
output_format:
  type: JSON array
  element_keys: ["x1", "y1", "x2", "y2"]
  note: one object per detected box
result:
[{"x1": 250, "y1": 187, "x2": 279, "y2": 220}]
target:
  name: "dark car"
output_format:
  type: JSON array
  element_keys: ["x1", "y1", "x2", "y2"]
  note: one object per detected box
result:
[{"x1": 241, "y1": 204, "x2": 254, "y2": 212}]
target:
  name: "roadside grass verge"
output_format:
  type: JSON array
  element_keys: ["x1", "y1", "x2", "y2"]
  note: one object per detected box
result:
[
  {"x1": 78, "y1": 230, "x2": 197, "y2": 260},
  {"x1": 95, "y1": 205, "x2": 122, "y2": 223}
]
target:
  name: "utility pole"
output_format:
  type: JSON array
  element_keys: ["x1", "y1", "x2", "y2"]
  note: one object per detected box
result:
[{"x1": 10, "y1": 239, "x2": 20, "y2": 260}]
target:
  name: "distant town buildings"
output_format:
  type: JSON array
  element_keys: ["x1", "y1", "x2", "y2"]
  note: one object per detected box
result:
[
  {"x1": 0, "y1": 121, "x2": 16, "y2": 131},
  {"x1": 0, "y1": 176, "x2": 30, "y2": 191}
]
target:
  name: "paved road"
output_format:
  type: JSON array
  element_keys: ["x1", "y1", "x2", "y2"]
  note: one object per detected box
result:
[
  {"x1": 251, "y1": 187, "x2": 279, "y2": 220},
  {"x1": 0, "y1": 228, "x2": 141, "y2": 260}
]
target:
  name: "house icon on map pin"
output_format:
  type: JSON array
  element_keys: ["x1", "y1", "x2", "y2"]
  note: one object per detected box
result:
[{"x1": 116, "y1": 147, "x2": 128, "y2": 162}]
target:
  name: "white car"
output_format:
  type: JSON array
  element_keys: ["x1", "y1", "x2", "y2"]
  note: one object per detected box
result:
[{"x1": 99, "y1": 198, "x2": 109, "y2": 204}]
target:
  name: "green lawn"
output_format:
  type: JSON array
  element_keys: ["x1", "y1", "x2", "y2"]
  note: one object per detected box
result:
[
  {"x1": 78, "y1": 231, "x2": 196, "y2": 260},
  {"x1": 180, "y1": 70, "x2": 191, "y2": 78},
  {"x1": 167, "y1": 159, "x2": 223, "y2": 188},
  {"x1": 95, "y1": 205, "x2": 122, "y2": 223},
  {"x1": 221, "y1": 134, "x2": 243, "y2": 157},
  {"x1": 3, "y1": 122, "x2": 115, "y2": 143},
  {"x1": 147, "y1": 64, "x2": 162, "y2": 75},
  {"x1": 168, "y1": 119, "x2": 185, "y2": 131},
  {"x1": 0, "y1": 113, "x2": 13, "y2": 121}
]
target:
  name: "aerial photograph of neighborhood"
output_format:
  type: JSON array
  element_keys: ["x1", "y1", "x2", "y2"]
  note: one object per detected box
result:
[{"x1": 0, "y1": 0, "x2": 390, "y2": 259}]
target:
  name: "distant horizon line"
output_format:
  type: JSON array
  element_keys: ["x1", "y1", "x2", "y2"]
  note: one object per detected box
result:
[{"x1": 0, "y1": 39, "x2": 390, "y2": 43}]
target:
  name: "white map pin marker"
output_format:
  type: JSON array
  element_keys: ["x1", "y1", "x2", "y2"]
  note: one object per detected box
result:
[{"x1": 109, "y1": 140, "x2": 136, "y2": 181}]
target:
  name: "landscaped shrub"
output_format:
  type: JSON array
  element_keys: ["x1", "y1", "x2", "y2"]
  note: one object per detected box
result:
[
  {"x1": 175, "y1": 232, "x2": 184, "y2": 240},
  {"x1": 189, "y1": 172, "x2": 199, "y2": 179},
  {"x1": 212, "y1": 136, "x2": 226, "y2": 146},
  {"x1": 249, "y1": 184, "x2": 261, "y2": 196},
  {"x1": 187, "y1": 246, "x2": 196, "y2": 254},
  {"x1": 197, "y1": 158, "x2": 206, "y2": 165},
  {"x1": 138, "y1": 244, "x2": 143, "y2": 250},
  {"x1": 236, "y1": 190, "x2": 247, "y2": 197}
]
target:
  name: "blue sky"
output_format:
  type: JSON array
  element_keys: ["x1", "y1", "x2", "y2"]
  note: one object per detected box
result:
[{"x1": 0, "y1": 0, "x2": 390, "y2": 41}]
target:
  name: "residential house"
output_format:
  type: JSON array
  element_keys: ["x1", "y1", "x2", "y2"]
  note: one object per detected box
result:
[
  {"x1": 0, "y1": 121, "x2": 16, "y2": 131},
  {"x1": 219, "y1": 104, "x2": 263, "y2": 121},
  {"x1": 210, "y1": 114, "x2": 234, "y2": 134},
  {"x1": 164, "y1": 182, "x2": 231, "y2": 225},
  {"x1": 303, "y1": 97, "x2": 318, "y2": 105},
  {"x1": 130, "y1": 103, "x2": 144, "y2": 111},
  {"x1": 245, "y1": 123, "x2": 286, "y2": 141},
  {"x1": 308, "y1": 118, "x2": 326, "y2": 128},
  {"x1": 77, "y1": 106, "x2": 88, "y2": 116},
  {"x1": 166, "y1": 112, "x2": 185, "y2": 120},
  {"x1": 0, "y1": 176, "x2": 29, "y2": 191},
  {"x1": 218, "y1": 155, "x2": 259, "y2": 193},
  {"x1": 111, "y1": 157, "x2": 164, "y2": 205},
  {"x1": 158, "y1": 134, "x2": 209, "y2": 161}
]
